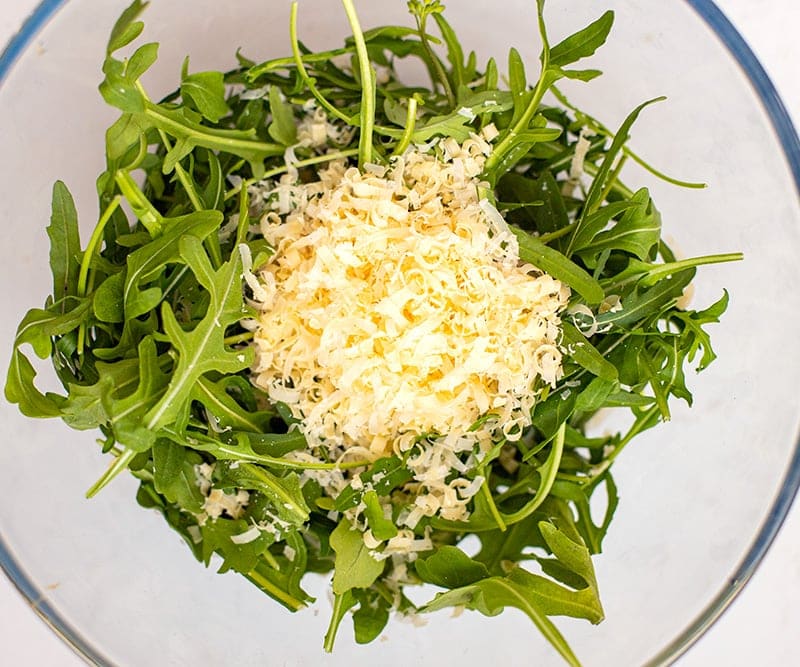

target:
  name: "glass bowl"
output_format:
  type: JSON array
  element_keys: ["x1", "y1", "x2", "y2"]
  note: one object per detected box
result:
[{"x1": 1, "y1": 1, "x2": 798, "y2": 665}]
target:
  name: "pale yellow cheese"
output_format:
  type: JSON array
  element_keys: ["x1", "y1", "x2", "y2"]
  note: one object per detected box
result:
[{"x1": 250, "y1": 138, "x2": 569, "y2": 524}]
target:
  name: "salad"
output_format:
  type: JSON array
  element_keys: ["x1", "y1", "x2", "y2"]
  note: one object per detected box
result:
[{"x1": 5, "y1": 1, "x2": 741, "y2": 664}]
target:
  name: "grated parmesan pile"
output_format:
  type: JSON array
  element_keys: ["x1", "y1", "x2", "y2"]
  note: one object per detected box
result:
[{"x1": 249, "y1": 135, "x2": 570, "y2": 524}]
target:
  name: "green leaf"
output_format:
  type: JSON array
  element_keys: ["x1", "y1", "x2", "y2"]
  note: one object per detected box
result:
[
  {"x1": 561, "y1": 322, "x2": 618, "y2": 381},
  {"x1": 532, "y1": 387, "x2": 578, "y2": 441},
  {"x1": 415, "y1": 546, "x2": 489, "y2": 588},
  {"x1": 5, "y1": 349, "x2": 63, "y2": 418},
  {"x1": 190, "y1": 375, "x2": 274, "y2": 433},
  {"x1": 574, "y1": 376, "x2": 616, "y2": 413},
  {"x1": 421, "y1": 567, "x2": 585, "y2": 667},
  {"x1": 432, "y1": 12, "x2": 464, "y2": 89},
  {"x1": 104, "y1": 337, "x2": 170, "y2": 452},
  {"x1": 568, "y1": 97, "x2": 665, "y2": 252},
  {"x1": 268, "y1": 85, "x2": 298, "y2": 145},
  {"x1": 218, "y1": 462, "x2": 310, "y2": 527},
  {"x1": 152, "y1": 439, "x2": 205, "y2": 512},
  {"x1": 202, "y1": 150, "x2": 225, "y2": 211},
  {"x1": 143, "y1": 236, "x2": 251, "y2": 431},
  {"x1": 99, "y1": 58, "x2": 145, "y2": 113},
  {"x1": 579, "y1": 188, "x2": 661, "y2": 261},
  {"x1": 512, "y1": 226, "x2": 604, "y2": 304},
  {"x1": 106, "y1": 113, "x2": 149, "y2": 164},
  {"x1": 330, "y1": 519, "x2": 384, "y2": 595},
  {"x1": 106, "y1": 0, "x2": 149, "y2": 55},
  {"x1": 508, "y1": 47, "x2": 527, "y2": 118},
  {"x1": 556, "y1": 67, "x2": 603, "y2": 82},
  {"x1": 501, "y1": 171, "x2": 568, "y2": 236},
  {"x1": 60, "y1": 357, "x2": 140, "y2": 429},
  {"x1": 181, "y1": 69, "x2": 231, "y2": 123},
  {"x1": 200, "y1": 517, "x2": 273, "y2": 576},
  {"x1": 47, "y1": 181, "x2": 81, "y2": 306},
  {"x1": 12, "y1": 301, "x2": 90, "y2": 360},
  {"x1": 549, "y1": 11, "x2": 614, "y2": 68},
  {"x1": 353, "y1": 589, "x2": 390, "y2": 644},
  {"x1": 570, "y1": 201, "x2": 637, "y2": 252},
  {"x1": 335, "y1": 456, "x2": 413, "y2": 511},
  {"x1": 93, "y1": 271, "x2": 125, "y2": 323},
  {"x1": 362, "y1": 490, "x2": 398, "y2": 542},
  {"x1": 597, "y1": 268, "x2": 694, "y2": 329},
  {"x1": 123, "y1": 210, "x2": 221, "y2": 319},
  {"x1": 126, "y1": 42, "x2": 158, "y2": 82}
]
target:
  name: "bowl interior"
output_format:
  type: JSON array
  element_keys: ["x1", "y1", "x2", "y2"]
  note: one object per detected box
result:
[{"x1": 1, "y1": 1, "x2": 799, "y2": 665}]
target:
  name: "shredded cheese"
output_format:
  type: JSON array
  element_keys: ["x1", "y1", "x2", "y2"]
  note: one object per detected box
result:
[{"x1": 250, "y1": 138, "x2": 570, "y2": 523}]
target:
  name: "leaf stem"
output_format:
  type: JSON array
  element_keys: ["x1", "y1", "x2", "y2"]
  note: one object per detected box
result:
[
  {"x1": 223, "y1": 331, "x2": 254, "y2": 345},
  {"x1": 85, "y1": 447, "x2": 136, "y2": 498},
  {"x1": 323, "y1": 591, "x2": 354, "y2": 653},
  {"x1": 481, "y1": 478, "x2": 508, "y2": 532},
  {"x1": 391, "y1": 96, "x2": 419, "y2": 157},
  {"x1": 115, "y1": 170, "x2": 162, "y2": 235},
  {"x1": 289, "y1": 3, "x2": 352, "y2": 124},
  {"x1": 415, "y1": 13, "x2": 455, "y2": 107},
  {"x1": 483, "y1": 2, "x2": 551, "y2": 175},
  {"x1": 340, "y1": 0, "x2": 376, "y2": 166},
  {"x1": 246, "y1": 568, "x2": 306, "y2": 612},
  {"x1": 75, "y1": 194, "x2": 122, "y2": 354},
  {"x1": 502, "y1": 422, "x2": 565, "y2": 525}
]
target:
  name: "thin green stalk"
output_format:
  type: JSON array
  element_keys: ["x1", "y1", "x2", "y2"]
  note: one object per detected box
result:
[
  {"x1": 142, "y1": 102, "x2": 285, "y2": 156},
  {"x1": 503, "y1": 422, "x2": 565, "y2": 525},
  {"x1": 246, "y1": 568, "x2": 306, "y2": 612},
  {"x1": 153, "y1": 126, "x2": 223, "y2": 268},
  {"x1": 223, "y1": 331, "x2": 254, "y2": 345},
  {"x1": 551, "y1": 85, "x2": 707, "y2": 190},
  {"x1": 638, "y1": 253, "x2": 744, "y2": 287},
  {"x1": 209, "y1": 443, "x2": 372, "y2": 471},
  {"x1": 85, "y1": 447, "x2": 136, "y2": 498},
  {"x1": 323, "y1": 592, "x2": 353, "y2": 653},
  {"x1": 76, "y1": 195, "x2": 121, "y2": 354},
  {"x1": 391, "y1": 96, "x2": 419, "y2": 157},
  {"x1": 76, "y1": 195, "x2": 121, "y2": 299},
  {"x1": 415, "y1": 13, "x2": 455, "y2": 107},
  {"x1": 341, "y1": 0, "x2": 376, "y2": 166},
  {"x1": 537, "y1": 222, "x2": 577, "y2": 245},
  {"x1": 248, "y1": 45, "x2": 356, "y2": 78},
  {"x1": 595, "y1": 154, "x2": 628, "y2": 211},
  {"x1": 483, "y1": 4, "x2": 551, "y2": 175},
  {"x1": 481, "y1": 479, "x2": 508, "y2": 532},
  {"x1": 289, "y1": 3, "x2": 352, "y2": 124},
  {"x1": 115, "y1": 170, "x2": 162, "y2": 235}
]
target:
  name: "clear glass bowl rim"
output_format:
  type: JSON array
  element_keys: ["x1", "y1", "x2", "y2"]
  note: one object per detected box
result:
[{"x1": 0, "y1": 1, "x2": 798, "y2": 665}]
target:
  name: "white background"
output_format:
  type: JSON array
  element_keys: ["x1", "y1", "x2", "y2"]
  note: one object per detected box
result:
[{"x1": 0, "y1": 1, "x2": 798, "y2": 665}]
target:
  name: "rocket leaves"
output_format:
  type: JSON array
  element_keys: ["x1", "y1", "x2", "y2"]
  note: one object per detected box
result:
[
  {"x1": 143, "y1": 235, "x2": 252, "y2": 432},
  {"x1": 4, "y1": 0, "x2": 741, "y2": 665}
]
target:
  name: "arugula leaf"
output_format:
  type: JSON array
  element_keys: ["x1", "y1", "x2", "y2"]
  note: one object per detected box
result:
[
  {"x1": 144, "y1": 236, "x2": 252, "y2": 431},
  {"x1": 152, "y1": 439, "x2": 205, "y2": 512},
  {"x1": 181, "y1": 67, "x2": 231, "y2": 123},
  {"x1": 415, "y1": 545, "x2": 489, "y2": 588},
  {"x1": 330, "y1": 519, "x2": 385, "y2": 595},
  {"x1": 47, "y1": 181, "x2": 82, "y2": 306},
  {"x1": 267, "y1": 85, "x2": 298, "y2": 145},
  {"x1": 549, "y1": 11, "x2": 614, "y2": 68},
  {"x1": 512, "y1": 226, "x2": 604, "y2": 304},
  {"x1": 421, "y1": 566, "x2": 585, "y2": 667}
]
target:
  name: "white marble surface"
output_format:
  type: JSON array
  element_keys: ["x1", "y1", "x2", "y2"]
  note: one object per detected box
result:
[{"x1": 0, "y1": 1, "x2": 797, "y2": 665}]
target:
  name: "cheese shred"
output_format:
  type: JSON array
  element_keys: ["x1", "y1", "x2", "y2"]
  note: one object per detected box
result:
[{"x1": 250, "y1": 138, "x2": 569, "y2": 523}]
